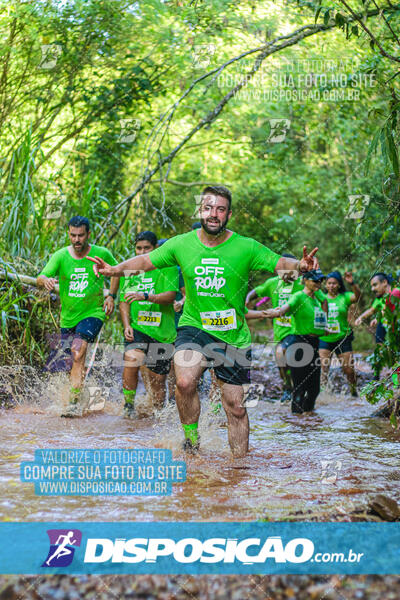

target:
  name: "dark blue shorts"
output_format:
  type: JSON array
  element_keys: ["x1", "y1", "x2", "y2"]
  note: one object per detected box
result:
[
  {"x1": 175, "y1": 326, "x2": 251, "y2": 387},
  {"x1": 61, "y1": 317, "x2": 103, "y2": 344},
  {"x1": 279, "y1": 334, "x2": 297, "y2": 351},
  {"x1": 319, "y1": 331, "x2": 354, "y2": 355},
  {"x1": 375, "y1": 322, "x2": 386, "y2": 344},
  {"x1": 124, "y1": 329, "x2": 174, "y2": 376}
]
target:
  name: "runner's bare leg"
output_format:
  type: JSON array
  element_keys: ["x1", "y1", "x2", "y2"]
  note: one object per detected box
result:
[
  {"x1": 123, "y1": 349, "x2": 145, "y2": 390},
  {"x1": 140, "y1": 365, "x2": 151, "y2": 395},
  {"x1": 168, "y1": 362, "x2": 176, "y2": 402},
  {"x1": 70, "y1": 338, "x2": 88, "y2": 389},
  {"x1": 145, "y1": 370, "x2": 167, "y2": 411},
  {"x1": 319, "y1": 348, "x2": 331, "y2": 387},
  {"x1": 174, "y1": 350, "x2": 205, "y2": 424},
  {"x1": 339, "y1": 351, "x2": 356, "y2": 389},
  {"x1": 219, "y1": 380, "x2": 249, "y2": 457}
]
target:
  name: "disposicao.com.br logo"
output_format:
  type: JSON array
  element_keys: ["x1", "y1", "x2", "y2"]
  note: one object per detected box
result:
[
  {"x1": 41, "y1": 531, "x2": 364, "y2": 569},
  {"x1": 84, "y1": 536, "x2": 313, "y2": 564}
]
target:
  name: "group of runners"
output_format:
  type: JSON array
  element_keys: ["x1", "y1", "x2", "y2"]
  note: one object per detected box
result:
[{"x1": 36, "y1": 185, "x2": 399, "y2": 457}]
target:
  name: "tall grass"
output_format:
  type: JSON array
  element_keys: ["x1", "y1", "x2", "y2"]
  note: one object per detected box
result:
[
  {"x1": 0, "y1": 124, "x2": 138, "y2": 366},
  {"x1": 0, "y1": 128, "x2": 42, "y2": 258},
  {"x1": 0, "y1": 276, "x2": 56, "y2": 366}
]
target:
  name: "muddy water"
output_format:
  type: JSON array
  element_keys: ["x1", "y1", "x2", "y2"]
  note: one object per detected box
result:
[{"x1": 1, "y1": 364, "x2": 400, "y2": 523}]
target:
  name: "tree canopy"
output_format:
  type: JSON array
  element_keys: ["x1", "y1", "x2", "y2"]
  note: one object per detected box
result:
[{"x1": 1, "y1": 0, "x2": 400, "y2": 365}]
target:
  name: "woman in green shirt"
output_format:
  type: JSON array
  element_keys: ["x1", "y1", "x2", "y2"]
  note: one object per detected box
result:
[
  {"x1": 264, "y1": 269, "x2": 327, "y2": 414},
  {"x1": 318, "y1": 271, "x2": 361, "y2": 396}
]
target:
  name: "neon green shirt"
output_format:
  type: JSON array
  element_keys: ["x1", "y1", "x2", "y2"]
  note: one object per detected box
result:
[
  {"x1": 148, "y1": 230, "x2": 280, "y2": 348},
  {"x1": 373, "y1": 295, "x2": 390, "y2": 327},
  {"x1": 255, "y1": 276, "x2": 303, "y2": 342},
  {"x1": 372, "y1": 296, "x2": 385, "y2": 321},
  {"x1": 286, "y1": 290, "x2": 327, "y2": 336},
  {"x1": 39, "y1": 245, "x2": 117, "y2": 328},
  {"x1": 320, "y1": 292, "x2": 353, "y2": 342},
  {"x1": 372, "y1": 297, "x2": 385, "y2": 311},
  {"x1": 119, "y1": 267, "x2": 179, "y2": 343}
]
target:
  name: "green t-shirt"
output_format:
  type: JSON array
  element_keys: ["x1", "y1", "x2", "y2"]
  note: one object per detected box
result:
[
  {"x1": 39, "y1": 245, "x2": 117, "y2": 328},
  {"x1": 255, "y1": 276, "x2": 303, "y2": 342},
  {"x1": 148, "y1": 230, "x2": 280, "y2": 348},
  {"x1": 372, "y1": 296, "x2": 385, "y2": 320},
  {"x1": 286, "y1": 290, "x2": 327, "y2": 336},
  {"x1": 119, "y1": 267, "x2": 179, "y2": 343},
  {"x1": 174, "y1": 267, "x2": 185, "y2": 328},
  {"x1": 372, "y1": 295, "x2": 389, "y2": 327},
  {"x1": 319, "y1": 291, "x2": 353, "y2": 342},
  {"x1": 372, "y1": 297, "x2": 385, "y2": 311}
]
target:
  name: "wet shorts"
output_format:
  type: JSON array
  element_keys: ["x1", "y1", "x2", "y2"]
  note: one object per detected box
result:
[
  {"x1": 124, "y1": 329, "x2": 174, "y2": 376},
  {"x1": 375, "y1": 322, "x2": 386, "y2": 344},
  {"x1": 175, "y1": 326, "x2": 251, "y2": 387},
  {"x1": 278, "y1": 334, "x2": 297, "y2": 351},
  {"x1": 319, "y1": 331, "x2": 354, "y2": 355},
  {"x1": 61, "y1": 317, "x2": 103, "y2": 344}
]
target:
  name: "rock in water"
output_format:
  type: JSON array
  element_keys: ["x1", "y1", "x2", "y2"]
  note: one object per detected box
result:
[
  {"x1": 368, "y1": 494, "x2": 400, "y2": 521},
  {"x1": 371, "y1": 403, "x2": 393, "y2": 418}
]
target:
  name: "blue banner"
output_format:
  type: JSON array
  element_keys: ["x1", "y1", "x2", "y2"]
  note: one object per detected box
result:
[{"x1": 0, "y1": 522, "x2": 399, "y2": 574}]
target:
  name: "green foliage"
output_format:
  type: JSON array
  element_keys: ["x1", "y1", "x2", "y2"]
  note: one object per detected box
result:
[
  {"x1": 0, "y1": 0, "x2": 399, "y2": 365},
  {"x1": 361, "y1": 294, "x2": 400, "y2": 424},
  {"x1": 362, "y1": 380, "x2": 393, "y2": 405},
  {"x1": 368, "y1": 296, "x2": 400, "y2": 377},
  {"x1": 0, "y1": 277, "x2": 54, "y2": 365}
]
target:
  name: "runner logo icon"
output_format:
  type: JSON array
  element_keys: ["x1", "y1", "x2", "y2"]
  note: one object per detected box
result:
[{"x1": 42, "y1": 529, "x2": 82, "y2": 567}]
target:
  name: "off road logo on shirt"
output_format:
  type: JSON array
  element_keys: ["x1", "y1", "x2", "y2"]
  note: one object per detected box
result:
[
  {"x1": 69, "y1": 268, "x2": 89, "y2": 297},
  {"x1": 328, "y1": 304, "x2": 339, "y2": 319},
  {"x1": 276, "y1": 286, "x2": 294, "y2": 326},
  {"x1": 326, "y1": 303, "x2": 340, "y2": 332},
  {"x1": 194, "y1": 258, "x2": 226, "y2": 297},
  {"x1": 126, "y1": 275, "x2": 155, "y2": 303}
]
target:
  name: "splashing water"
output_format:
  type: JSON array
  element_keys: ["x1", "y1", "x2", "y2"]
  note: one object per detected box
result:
[{"x1": 1, "y1": 357, "x2": 400, "y2": 523}]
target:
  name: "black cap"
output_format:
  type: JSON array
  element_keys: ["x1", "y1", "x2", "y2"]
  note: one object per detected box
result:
[{"x1": 303, "y1": 269, "x2": 325, "y2": 282}]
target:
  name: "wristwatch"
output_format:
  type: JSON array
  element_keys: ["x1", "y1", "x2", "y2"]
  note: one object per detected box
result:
[
  {"x1": 108, "y1": 293, "x2": 117, "y2": 299},
  {"x1": 143, "y1": 292, "x2": 149, "y2": 300}
]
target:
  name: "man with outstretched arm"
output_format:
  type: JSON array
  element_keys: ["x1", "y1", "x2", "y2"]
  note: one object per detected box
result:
[
  {"x1": 37, "y1": 215, "x2": 119, "y2": 417},
  {"x1": 88, "y1": 186, "x2": 318, "y2": 457},
  {"x1": 355, "y1": 273, "x2": 400, "y2": 380}
]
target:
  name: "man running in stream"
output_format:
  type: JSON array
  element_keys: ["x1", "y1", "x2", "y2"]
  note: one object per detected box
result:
[
  {"x1": 37, "y1": 216, "x2": 118, "y2": 417},
  {"x1": 355, "y1": 273, "x2": 400, "y2": 379},
  {"x1": 245, "y1": 254, "x2": 302, "y2": 403},
  {"x1": 119, "y1": 231, "x2": 179, "y2": 417},
  {"x1": 88, "y1": 186, "x2": 318, "y2": 457}
]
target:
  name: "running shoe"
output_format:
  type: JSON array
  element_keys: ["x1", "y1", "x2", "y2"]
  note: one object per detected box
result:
[
  {"x1": 280, "y1": 390, "x2": 292, "y2": 403},
  {"x1": 61, "y1": 401, "x2": 82, "y2": 418},
  {"x1": 123, "y1": 402, "x2": 135, "y2": 418},
  {"x1": 291, "y1": 395, "x2": 305, "y2": 414},
  {"x1": 350, "y1": 384, "x2": 358, "y2": 397},
  {"x1": 183, "y1": 437, "x2": 200, "y2": 454}
]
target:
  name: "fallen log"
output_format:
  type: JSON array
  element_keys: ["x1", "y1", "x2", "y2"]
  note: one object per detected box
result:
[
  {"x1": 0, "y1": 270, "x2": 60, "y2": 294},
  {"x1": 0, "y1": 270, "x2": 109, "y2": 297}
]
